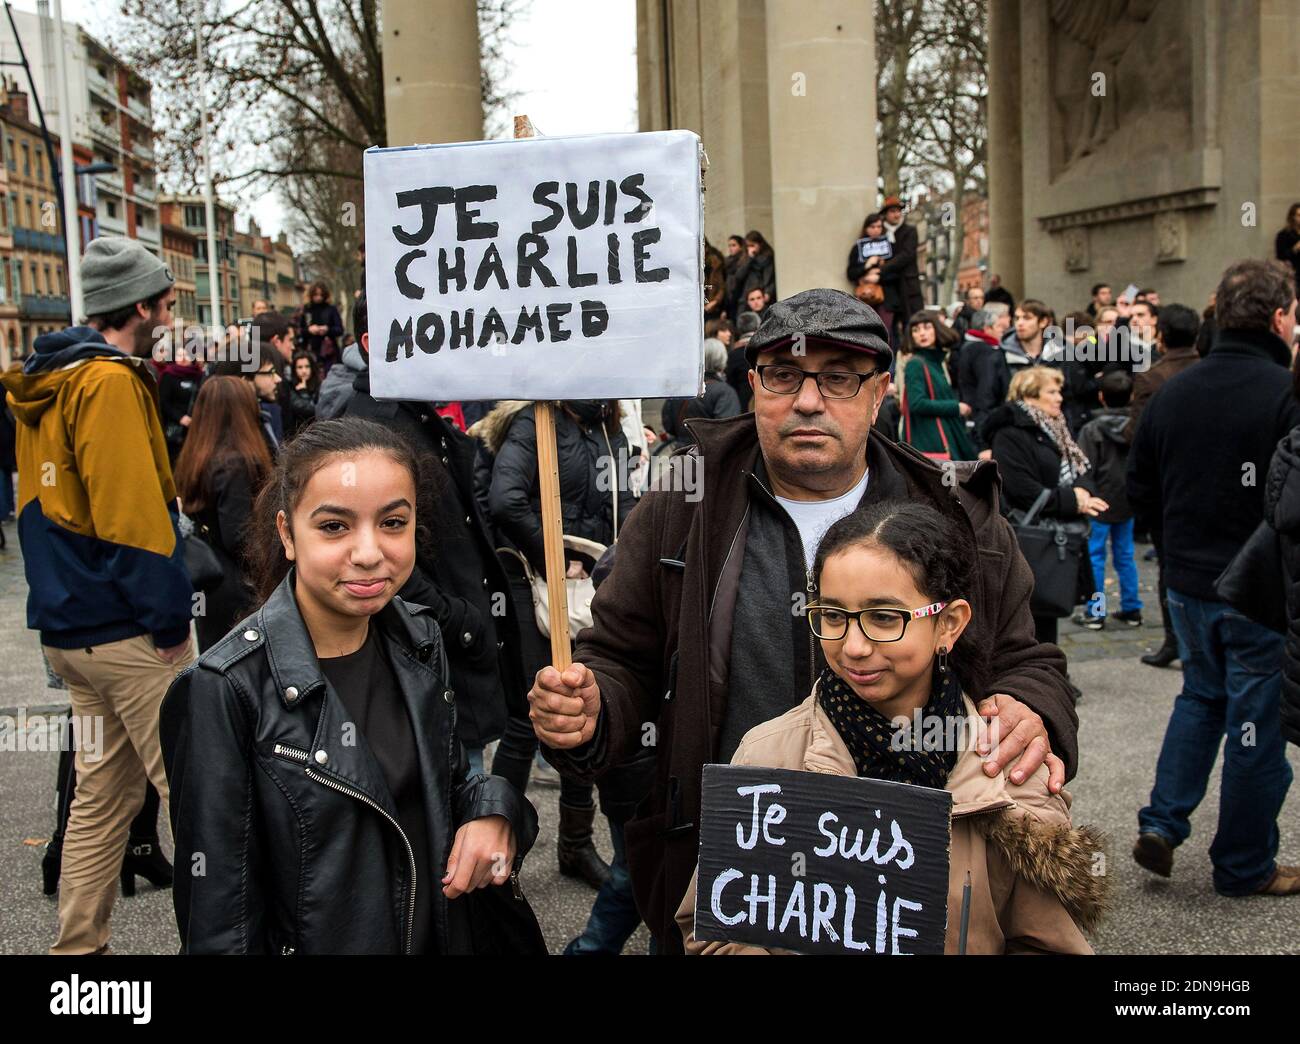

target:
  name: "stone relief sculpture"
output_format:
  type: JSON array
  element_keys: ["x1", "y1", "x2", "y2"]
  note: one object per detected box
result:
[{"x1": 1049, "y1": 0, "x2": 1190, "y2": 179}]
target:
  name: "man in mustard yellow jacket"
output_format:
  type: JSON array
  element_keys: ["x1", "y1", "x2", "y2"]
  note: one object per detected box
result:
[{"x1": 1, "y1": 236, "x2": 195, "y2": 953}]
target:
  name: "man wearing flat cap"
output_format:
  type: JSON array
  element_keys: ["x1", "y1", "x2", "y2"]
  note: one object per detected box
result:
[
  {"x1": 2, "y1": 236, "x2": 194, "y2": 953},
  {"x1": 528, "y1": 289, "x2": 1077, "y2": 951}
]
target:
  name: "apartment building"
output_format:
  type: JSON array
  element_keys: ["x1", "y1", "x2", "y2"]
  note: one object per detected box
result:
[
  {"x1": 162, "y1": 220, "x2": 198, "y2": 330},
  {"x1": 158, "y1": 194, "x2": 239, "y2": 327},
  {"x1": 235, "y1": 218, "x2": 302, "y2": 317},
  {"x1": 0, "y1": 80, "x2": 100, "y2": 353},
  {"x1": 0, "y1": 8, "x2": 159, "y2": 256}
]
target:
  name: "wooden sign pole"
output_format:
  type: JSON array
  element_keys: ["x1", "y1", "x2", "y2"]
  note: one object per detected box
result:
[{"x1": 514, "y1": 114, "x2": 572, "y2": 670}]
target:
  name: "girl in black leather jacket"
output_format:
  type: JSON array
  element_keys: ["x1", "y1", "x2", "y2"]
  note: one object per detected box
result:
[{"x1": 159, "y1": 417, "x2": 541, "y2": 954}]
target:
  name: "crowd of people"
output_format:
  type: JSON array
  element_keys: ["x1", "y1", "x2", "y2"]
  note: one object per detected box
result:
[{"x1": 3, "y1": 191, "x2": 1300, "y2": 955}]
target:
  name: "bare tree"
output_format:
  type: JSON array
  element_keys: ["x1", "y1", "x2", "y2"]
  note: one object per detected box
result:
[
  {"x1": 108, "y1": 0, "x2": 522, "y2": 307},
  {"x1": 874, "y1": 0, "x2": 928, "y2": 198},
  {"x1": 875, "y1": 0, "x2": 987, "y2": 301}
]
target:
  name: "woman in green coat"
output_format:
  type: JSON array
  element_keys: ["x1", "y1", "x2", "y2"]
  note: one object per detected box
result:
[{"x1": 900, "y1": 310, "x2": 977, "y2": 460}]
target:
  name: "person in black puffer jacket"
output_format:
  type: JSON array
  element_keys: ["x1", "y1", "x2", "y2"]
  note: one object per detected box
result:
[
  {"x1": 984, "y1": 365, "x2": 1105, "y2": 644},
  {"x1": 1228, "y1": 419, "x2": 1300, "y2": 747},
  {"x1": 474, "y1": 398, "x2": 634, "y2": 893},
  {"x1": 1266, "y1": 424, "x2": 1300, "y2": 745}
]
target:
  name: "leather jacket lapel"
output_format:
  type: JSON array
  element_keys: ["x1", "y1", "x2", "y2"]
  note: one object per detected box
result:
[{"x1": 260, "y1": 572, "x2": 326, "y2": 712}]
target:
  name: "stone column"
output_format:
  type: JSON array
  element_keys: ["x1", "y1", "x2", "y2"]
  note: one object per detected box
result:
[
  {"x1": 1259, "y1": 0, "x2": 1300, "y2": 247},
  {"x1": 383, "y1": 0, "x2": 483, "y2": 146},
  {"x1": 764, "y1": 1, "x2": 876, "y2": 296},
  {"x1": 986, "y1": 0, "x2": 1024, "y2": 297}
]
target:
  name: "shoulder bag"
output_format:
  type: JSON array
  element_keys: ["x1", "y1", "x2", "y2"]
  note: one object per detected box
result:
[{"x1": 1007, "y1": 487, "x2": 1090, "y2": 619}]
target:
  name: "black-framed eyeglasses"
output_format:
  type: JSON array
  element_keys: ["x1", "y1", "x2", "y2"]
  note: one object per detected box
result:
[
  {"x1": 755, "y1": 363, "x2": 881, "y2": 399},
  {"x1": 806, "y1": 601, "x2": 948, "y2": 642}
]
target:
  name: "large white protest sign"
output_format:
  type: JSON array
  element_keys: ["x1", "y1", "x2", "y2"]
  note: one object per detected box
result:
[{"x1": 363, "y1": 130, "x2": 704, "y2": 401}]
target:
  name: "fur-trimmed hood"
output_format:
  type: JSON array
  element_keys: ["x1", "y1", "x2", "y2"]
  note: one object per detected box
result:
[
  {"x1": 970, "y1": 804, "x2": 1109, "y2": 932},
  {"x1": 468, "y1": 400, "x2": 533, "y2": 456}
]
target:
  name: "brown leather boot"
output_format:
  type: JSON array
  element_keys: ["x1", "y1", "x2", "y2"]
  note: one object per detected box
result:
[{"x1": 1253, "y1": 865, "x2": 1300, "y2": 895}]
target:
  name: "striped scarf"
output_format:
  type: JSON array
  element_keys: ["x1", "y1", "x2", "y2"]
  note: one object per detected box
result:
[{"x1": 1018, "y1": 400, "x2": 1090, "y2": 484}]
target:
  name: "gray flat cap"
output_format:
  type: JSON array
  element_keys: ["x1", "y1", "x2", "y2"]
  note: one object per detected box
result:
[{"x1": 745, "y1": 288, "x2": 892, "y2": 369}]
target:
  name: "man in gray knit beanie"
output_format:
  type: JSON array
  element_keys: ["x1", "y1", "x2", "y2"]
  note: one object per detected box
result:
[
  {"x1": 1, "y1": 233, "x2": 192, "y2": 955},
  {"x1": 81, "y1": 235, "x2": 175, "y2": 357}
]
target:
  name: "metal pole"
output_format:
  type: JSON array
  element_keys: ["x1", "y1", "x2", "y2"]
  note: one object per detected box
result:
[
  {"x1": 195, "y1": 1, "x2": 220, "y2": 336},
  {"x1": 49, "y1": 0, "x2": 80, "y2": 319}
]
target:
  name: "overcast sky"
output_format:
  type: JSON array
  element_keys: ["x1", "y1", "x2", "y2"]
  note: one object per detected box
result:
[{"x1": 6, "y1": 0, "x2": 639, "y2": 237}]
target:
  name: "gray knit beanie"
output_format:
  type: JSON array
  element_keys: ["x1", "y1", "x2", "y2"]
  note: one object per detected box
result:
[{"x1": 81, "y1": 236, "x2": 174, "y2": 316}]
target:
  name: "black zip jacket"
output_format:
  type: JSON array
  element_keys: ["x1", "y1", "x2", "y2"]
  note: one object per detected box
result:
[{"x1": 159, "y1": 573, "x2": 539, "y2": 954}]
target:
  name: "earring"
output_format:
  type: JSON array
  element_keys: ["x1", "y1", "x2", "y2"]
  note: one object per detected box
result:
[{"x1": 937, "y1": 646, "x2": 949, "y2": 675}]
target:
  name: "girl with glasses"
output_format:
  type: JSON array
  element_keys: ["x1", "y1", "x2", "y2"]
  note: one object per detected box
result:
[{"x1": 676, "y1": 499, "x2": 1106, "y2": 953}]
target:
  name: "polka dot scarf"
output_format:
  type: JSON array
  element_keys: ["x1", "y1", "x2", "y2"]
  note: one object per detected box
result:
[{"x1": 816, "y1": 661, "x2": 965, "y2": 789}]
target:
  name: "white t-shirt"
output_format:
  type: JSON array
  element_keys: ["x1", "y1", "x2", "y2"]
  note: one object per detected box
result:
[{"x1": 774, "y1": 469, "x2": 870, "y2": 572}]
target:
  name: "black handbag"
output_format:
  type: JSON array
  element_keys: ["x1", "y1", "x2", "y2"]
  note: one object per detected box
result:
[
  {"x1": 180, "y1": 516, "x2": 225, "y2": 594},
  {"x1": 463, "y1": 878, "x2": 548, "y2": 955},
  {"x1": 1008, "y1": 488, "x2": 1090, "y2": 619}
]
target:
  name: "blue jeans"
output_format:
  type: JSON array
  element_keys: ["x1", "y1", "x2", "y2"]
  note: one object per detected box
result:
[
  {"x1": 563, "y1": 820, "x2": 645, "y2": 955},
  {"x1": 0, "y1": 469, "x2": 13, "y2": 518},
  {"x1": 1139, "y1": 589, "x2": 1292, "y2": 895},
  {"x1": 1087, "y1": 518, "x2": 1141, "y2": 616}
]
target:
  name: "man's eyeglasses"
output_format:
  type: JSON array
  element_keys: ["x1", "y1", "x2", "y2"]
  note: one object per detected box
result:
[
  {"x1": 806, "y1": 602, "x2": 948, "y2": 642},
  {"x1": 755, "y1": 363, "x2": 881, "y2": 399}
]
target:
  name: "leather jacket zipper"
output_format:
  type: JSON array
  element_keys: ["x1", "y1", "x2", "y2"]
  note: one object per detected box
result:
[{"x1": 274, "y1": 743, "x2": 418, "y2": 955}]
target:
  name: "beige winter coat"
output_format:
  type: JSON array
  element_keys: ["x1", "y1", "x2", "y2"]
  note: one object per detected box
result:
[{"x1": 676, "y1": 690, "x2": 1107, "y2": 954}]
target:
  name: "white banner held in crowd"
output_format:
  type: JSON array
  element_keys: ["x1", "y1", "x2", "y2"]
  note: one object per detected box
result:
[{"x1": 363, "y1": 130, "x2": 704, "y2": 401}]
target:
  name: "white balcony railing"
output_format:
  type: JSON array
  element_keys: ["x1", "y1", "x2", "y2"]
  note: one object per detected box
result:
[
  {"x1": 89, "y1": 120, "x2": 120, "y2": 149},
  {"x1": 127, "y1": 95, "x2": 150, "y2": 125},
  {"x1": 87, "y1": 68, "x2": 116, "y2": 105}
]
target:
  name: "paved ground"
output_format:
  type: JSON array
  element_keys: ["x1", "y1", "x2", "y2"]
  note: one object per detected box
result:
[{"x1": 1, "y1": 518, "x2": 1296, "y2": 955}]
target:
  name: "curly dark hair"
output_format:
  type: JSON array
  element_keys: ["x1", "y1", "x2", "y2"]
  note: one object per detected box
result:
[
  {"x1": 812, "y1": 499, "x2": 991, "y2": 698},
  {"x1": 245, "y1": 417, "x2": 438, "y2": 608}
]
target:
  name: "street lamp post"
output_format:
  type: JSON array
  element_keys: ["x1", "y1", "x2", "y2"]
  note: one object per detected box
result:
[{"x1": 50, "y1": 0, "x2": 80, "y2": 319}]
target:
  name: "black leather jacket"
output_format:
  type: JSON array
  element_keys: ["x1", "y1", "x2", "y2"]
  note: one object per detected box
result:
[{"x1": 159, "y1": 573, "x2": 539, "y2": 954}]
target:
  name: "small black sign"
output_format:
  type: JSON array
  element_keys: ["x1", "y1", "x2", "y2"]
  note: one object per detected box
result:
[{"x1": 694, "y1": 764, "x2": 952, "y2": 955}]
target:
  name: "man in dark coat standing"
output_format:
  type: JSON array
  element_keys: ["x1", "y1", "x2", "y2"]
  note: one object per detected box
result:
[
  {"x1": 528, "y1": 288, "x2": 1079, "y2": 951},
  {"x1": 1128, "y1": 258, "x2": 1300, "y2": 898},
  {"x1": 878, "y1": 196, "x2": 924, "y2": 345},
  {"x1": 341, "y1": 297, "x2": 530, "y2": 784}
]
